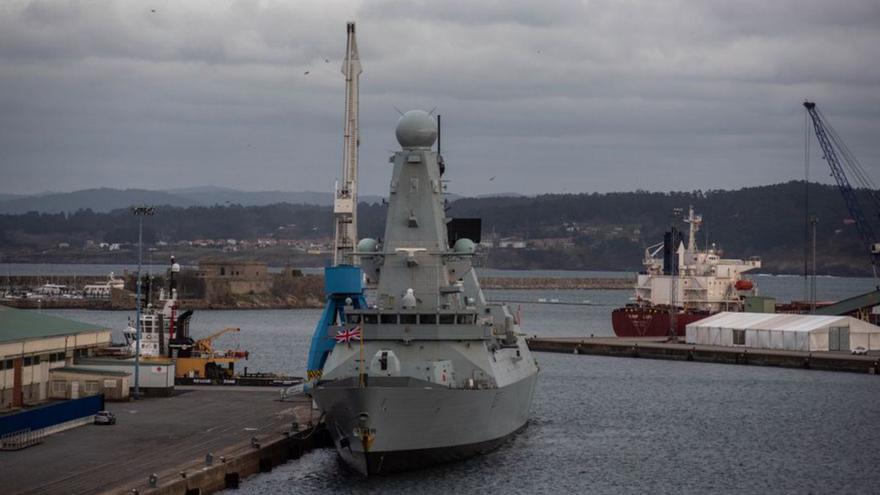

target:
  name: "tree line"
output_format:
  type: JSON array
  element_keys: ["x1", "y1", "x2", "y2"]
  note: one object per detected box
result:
[{"x1": 0, "y1": 181, "x2": 875, "y2": 275}]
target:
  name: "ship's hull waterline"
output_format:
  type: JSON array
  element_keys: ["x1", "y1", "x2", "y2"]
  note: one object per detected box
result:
[
  {"x1": 313, "y1": 373, "x2": 538, "y2": 475},
  {"x1": 611, "y1": 306, "x2": 710, "y2": 338}
]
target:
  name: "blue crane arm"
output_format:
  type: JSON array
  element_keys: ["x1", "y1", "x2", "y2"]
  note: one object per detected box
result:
[
  {"x1": 804, "y1": 102, "x2": 879, "y2": 271},
  {"x1": 305, "y1": 265, "x2": 366, "y2": 385}
]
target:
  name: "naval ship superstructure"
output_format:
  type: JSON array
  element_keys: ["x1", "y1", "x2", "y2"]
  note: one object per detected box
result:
[{"x1": 310, "y1": 110, "x2": 539, "y2": 475}]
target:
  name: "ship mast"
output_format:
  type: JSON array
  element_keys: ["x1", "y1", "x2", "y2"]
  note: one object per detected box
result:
[
  {"x1": 684, "y1": 205, "x2": 701, "y2": 254},
  {"x1": 333, "y1": 22, "x2": 362, "y2": 266}
]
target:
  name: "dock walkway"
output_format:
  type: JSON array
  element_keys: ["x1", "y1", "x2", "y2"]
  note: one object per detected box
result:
[
  {"x1": 528, "y1": 337, "x2": 880, "y2": 374},
  {"x1": 1, "y1": 388, "x2": 321, "y2": 495}
]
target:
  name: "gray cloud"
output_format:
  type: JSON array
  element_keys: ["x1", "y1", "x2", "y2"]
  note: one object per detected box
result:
[{"x1": 1, "y1": 0, "x2": 879, "y2": 197}]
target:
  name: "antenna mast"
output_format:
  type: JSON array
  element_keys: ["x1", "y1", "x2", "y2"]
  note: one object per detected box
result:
[{"x1": 334, "y1": 22, "x2": 362, "y2": 266}]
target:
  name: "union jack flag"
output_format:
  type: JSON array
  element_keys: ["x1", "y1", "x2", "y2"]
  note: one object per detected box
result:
[{"x1": 335, "y1": 326, "x2": 361, "y2": 343}]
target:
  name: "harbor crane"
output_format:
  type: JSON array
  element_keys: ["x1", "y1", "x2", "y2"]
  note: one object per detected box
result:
[
  {"x1": 804, "y1": 101, "x2": 880, "y2": 279},
  {"x1": 304, "y1": 22, "x2": 367, "y2": 389},
  {"x1": 333, "y1": 21, "x2": 362, "y2": 266}
]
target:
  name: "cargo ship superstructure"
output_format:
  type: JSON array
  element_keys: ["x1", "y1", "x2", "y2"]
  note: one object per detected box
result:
[
  {"x1": 612, "y1": 207, "x2": 761, "y2": 337},
  {"x1": 309, "y1": 109, "x2": 539, "y2": 475}
]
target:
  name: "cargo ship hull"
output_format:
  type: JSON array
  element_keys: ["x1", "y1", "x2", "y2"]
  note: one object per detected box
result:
[{"x1": 611, "y1": 306, "x2": 710, "y2": 338}]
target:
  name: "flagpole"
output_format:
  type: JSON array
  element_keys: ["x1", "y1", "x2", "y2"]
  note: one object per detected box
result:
[{"x1": 359, "y1": 325, "x2": 365, "y2": 387}]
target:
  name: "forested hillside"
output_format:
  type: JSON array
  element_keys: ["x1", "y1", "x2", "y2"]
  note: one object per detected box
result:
[{"x1": 0, "y1": 181, "x2": 875, "y2": 275}]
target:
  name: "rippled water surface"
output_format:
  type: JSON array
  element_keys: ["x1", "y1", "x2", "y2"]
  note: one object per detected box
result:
[
  {"x1": 37, "y1": 274, "x2": 880, "y2": 494},
  {"x1": 223, "y1": 353, "x2": 880, "y2": 494}
]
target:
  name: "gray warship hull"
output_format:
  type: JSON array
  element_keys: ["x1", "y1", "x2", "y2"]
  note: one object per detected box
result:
[
  {"x1": 308, "y1": 107, "x2": 539, "y2": 476},
  {"x1": 313, "y1": 372, "x2": 537, "y2": 475}
]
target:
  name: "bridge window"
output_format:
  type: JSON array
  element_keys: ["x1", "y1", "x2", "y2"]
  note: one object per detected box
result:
[
  {"x1": 457, "y1": 314, "x2": 475, "y2": 325},
  {"x1": 400, "y1": 314, "x2": 417, "y2": 324},
  {"x1": 419, "y1": 314, "x2": 437, "y2": 324},
  {"x1": 346, "y1": 314, "x2": 361, "y2": 324},
  {"x1": 380, "y1": 314, "x2": 398, "y2": 324},
  {"x1": 733, "y1": 329, "x2": 745, "y2": 346},
  {"x1": 439, "y1": 314, "x2": 455, "y2": 325},
  {"x1": 363, "y1": 314, "x2": 379, "y2": 324}
]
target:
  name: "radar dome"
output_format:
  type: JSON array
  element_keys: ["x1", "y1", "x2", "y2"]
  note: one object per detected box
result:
[
  {"x1": 395, "y1": 110, "x2": 437, "y2": 148},
  {"x1": 357, "y1": 238, "x2": 378, "y2": 253},
  {"x1": 453, "y1": 238, "x2": 476, "y2": 254}
]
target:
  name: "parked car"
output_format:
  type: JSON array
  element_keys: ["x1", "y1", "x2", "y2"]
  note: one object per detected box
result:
[
  {"x1": 94, "y1": 411, "x2": 116, "y2": 425},
  {"x1": 851, "y1": 346, "x2": 868, "y2": 355}
]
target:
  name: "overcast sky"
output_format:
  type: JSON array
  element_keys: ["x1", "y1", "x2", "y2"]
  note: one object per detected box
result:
[{"x1": 1, "y1": 0, "x2": 879, "y2": 197}]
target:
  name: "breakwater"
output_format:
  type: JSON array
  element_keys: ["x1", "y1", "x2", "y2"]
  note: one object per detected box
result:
[{"x1": 480, "y1": 276, "x2": 633, "y2": 290}]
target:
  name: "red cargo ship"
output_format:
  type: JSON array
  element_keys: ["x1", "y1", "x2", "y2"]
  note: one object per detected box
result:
[{"x1": 612, "y1": 207, "x2": 761, "y2": 338}]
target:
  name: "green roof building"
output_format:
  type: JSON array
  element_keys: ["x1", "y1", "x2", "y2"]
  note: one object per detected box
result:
[{"x1": 0, "y1": 306, "x2": 112, "y2": 410}]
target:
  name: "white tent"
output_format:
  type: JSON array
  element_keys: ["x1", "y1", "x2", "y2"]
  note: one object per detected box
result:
[{"x1": 685, "y1": 312, "x2": 880, "y2": 352}]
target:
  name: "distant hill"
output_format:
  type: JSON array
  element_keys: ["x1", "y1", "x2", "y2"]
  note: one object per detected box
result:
[
  {"x1": 0, "y1": 181, "x2": 875, "y2": 275},
  {"x1": 0, "y1": 187, "x2": 384, "y2": 214}
]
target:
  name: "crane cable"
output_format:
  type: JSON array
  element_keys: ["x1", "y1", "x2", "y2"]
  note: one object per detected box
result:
[{"x1": 816, "y1": 108, "x2": 880, "y2": 212}]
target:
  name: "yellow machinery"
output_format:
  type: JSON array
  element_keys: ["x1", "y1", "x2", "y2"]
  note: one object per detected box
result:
[{"x1": 175, "y1": 327, "x2": 249, "y2": 379}]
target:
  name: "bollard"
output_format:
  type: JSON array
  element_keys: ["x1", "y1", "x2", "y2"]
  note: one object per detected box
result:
[
  {"x1": 180, "y1": 471, "x2": 187, "y2": 479},
  {"x1": 205, "y1": 452, "x2": 213, "y2": 466},
  {"x1": 148, "y1": 473, "x2": 158, "y2": 488}
]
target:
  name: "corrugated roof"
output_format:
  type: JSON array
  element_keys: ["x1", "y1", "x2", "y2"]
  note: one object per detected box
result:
[
  {"x1": 687, "y1": 312, "x2": 858, "y2": 333},
  {"x1": 0, "y1": 306, "x2": 109, "y2": 344},
  {"x1": 50, "y1": 367, "x2": 130, "y2": 377},
  {"x1": 76, "y1": 357, "x2": 175, "y2": 366}
]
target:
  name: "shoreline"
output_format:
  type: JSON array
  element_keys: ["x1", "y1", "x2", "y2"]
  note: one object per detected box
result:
[{"x1": 2, "y1": 275, "x2": 634, "y2": 310}]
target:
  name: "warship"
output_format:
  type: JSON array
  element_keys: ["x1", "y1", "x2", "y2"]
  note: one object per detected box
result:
[
  {"x1": 304, "y1": 23, "x2": 537, "y2": 475},
  {"x1": 310, "y1": 109, "x2": 539, "y2": 474}
]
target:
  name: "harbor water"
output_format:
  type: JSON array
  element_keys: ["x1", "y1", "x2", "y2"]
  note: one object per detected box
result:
[{"x1": 37, "y1": 273, "x2": 880, "y2": 493}]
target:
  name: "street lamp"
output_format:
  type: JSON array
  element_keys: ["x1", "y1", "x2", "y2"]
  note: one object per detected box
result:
[{"x1": 131, "y1": 205, "x2": 155, "y2": 399}]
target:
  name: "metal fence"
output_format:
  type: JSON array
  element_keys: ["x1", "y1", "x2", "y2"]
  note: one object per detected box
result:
[{"x1": 0, "y1": 427, "x2": 46, "y2": 450}]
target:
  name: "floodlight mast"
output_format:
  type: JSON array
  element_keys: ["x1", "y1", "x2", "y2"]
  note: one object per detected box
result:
[
  {"x1": 130, "y1": 204, "x2": 155, "y2": 399},
  {"x1": 333, "y1": 22, "x2": 362, "y2": 266}
]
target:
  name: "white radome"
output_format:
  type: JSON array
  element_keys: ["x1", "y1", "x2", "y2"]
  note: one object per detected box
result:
[{"x1": 395, "y1": 110, "x2": 437, "y2": 148}]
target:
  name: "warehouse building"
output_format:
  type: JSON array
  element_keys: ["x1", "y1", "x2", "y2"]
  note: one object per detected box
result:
[
  {"x1": 48, "y1": 367, "x2": 130, "y2": 401},
  {"x1": 686, "y1": 312, "x2": 880, "y2": 352},
  {"x1": 0, "y1": 306, "x2": 112, "y2": 410},
  {"x1": 75, "y1": 357, "x2": 174, "y2": 396}
]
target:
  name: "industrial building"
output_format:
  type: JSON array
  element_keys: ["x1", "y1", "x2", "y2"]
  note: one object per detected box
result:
[
  {"x1": 48, "y1": 367, "x2": 130, "y2": 401},
  {"x1": 75, "y1": 357, "x2": 175, "y2": 396},
  {"x1": 686, "y1": 312, "x2": 880, "y2": 352},
  {"x1": 0, "y1": 306, "x2": 112, "y2": 410}
]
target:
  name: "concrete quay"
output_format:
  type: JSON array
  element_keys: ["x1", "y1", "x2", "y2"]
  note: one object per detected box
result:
[
  {"x1": 1, "y1": 387, "x2": 326, "y2": 495},
  {"x1": 528, "y1": 337, "x2": 880, "y2": 374}
]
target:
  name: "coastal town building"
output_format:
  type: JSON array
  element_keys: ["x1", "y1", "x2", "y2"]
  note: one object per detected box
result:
[{"x1": 197, "y1": 259, "x2": 272, "y2": 302}]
